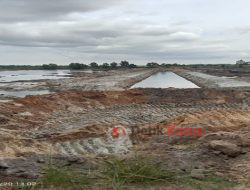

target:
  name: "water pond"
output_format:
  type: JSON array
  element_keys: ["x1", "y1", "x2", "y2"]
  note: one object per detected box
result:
[{"x1": 131, "y1": 72, "x2": 199, "y2": 88}]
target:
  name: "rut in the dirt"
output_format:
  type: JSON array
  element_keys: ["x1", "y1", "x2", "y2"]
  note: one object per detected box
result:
[
  {"x1": 51, "y1": 105, "x2": 250, "y2": 156},
  {"x1": 0, "y1": 88, "x2": 249, "y2": 158}
]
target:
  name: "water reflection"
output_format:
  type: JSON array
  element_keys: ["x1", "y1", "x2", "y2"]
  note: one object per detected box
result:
[
  {"x1": 0, "y1": 90, "x2": 51, "y2": 98},
  {"x1": 131, "y1": 72, "x2": 199, "y2": 88},
  {"x1": 0, "y1": 70, "x2": 72, "y2": 82}
]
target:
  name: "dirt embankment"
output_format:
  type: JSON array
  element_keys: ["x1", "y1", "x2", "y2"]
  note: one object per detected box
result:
[
  {"x1": 0, "y1": 88, "x2": 249, "y2": 183},
  {"x1": 175, "y1": 69, "x2": 250, "y2": 89},
  {"x1": 0, "y1": 68, "x2": 157, "y2": 101},
  {"x1": 48, "y1": 68, "x2": 157, "y2": 91},
  {"x1": 188, "y1": 66, "x2": 250, "y2": 77}
]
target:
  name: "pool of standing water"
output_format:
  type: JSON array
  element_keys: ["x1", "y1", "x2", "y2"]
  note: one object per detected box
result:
[
  {"x1": 131, "y1": 72, "x2": 199, "y2": 88},
  {"x1": 0, "y1": 70, "x2": 73, "y2": 82}
]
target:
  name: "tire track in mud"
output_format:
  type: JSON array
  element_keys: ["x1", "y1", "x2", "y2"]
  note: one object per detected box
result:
[
  {"x1": 3, "y1": 102, "x2": 249, "y2": 157},
  {"x1": 167, "y1": 109, "x2": 250, "y2": 131},
  {"x1": 49, "y1": 102, "x2": 250, "y2": 156},
  {"x1": 49, "y1": 102, "x2": 249, "y2": 130}
]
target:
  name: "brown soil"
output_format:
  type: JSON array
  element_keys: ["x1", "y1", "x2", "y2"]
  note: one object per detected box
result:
[{"x1": 0, "y1": 74, "x2": 250, "y2": 186}]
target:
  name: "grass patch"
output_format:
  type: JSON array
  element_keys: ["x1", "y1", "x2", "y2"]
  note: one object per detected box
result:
[
  {"x1": 35, "y1": 166, "x2": 93, "y2": 190},
  {"x1": 40, "y1": 167, "x2": 73, "y2": 188},
  {"x1": 31, "y1": 156, "x2": 237, "y2": 190},
  {"x1": 101, "y1": 157, "x2": 237, "y2": 190},
  {"x1": 102, "y1": 158, "x2": 176, "y2": 189}
]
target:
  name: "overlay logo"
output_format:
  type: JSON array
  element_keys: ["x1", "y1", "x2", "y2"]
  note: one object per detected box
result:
[{"x1": 108, "y1": 125, "x2": 128, "y2": 142}]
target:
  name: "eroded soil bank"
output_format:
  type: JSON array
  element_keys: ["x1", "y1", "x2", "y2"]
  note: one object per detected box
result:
[
  {"x1": 175, "y1": 68, "x2": 250, "y2": 89},
  {"x1": 0, "y1": 87, "x2": 249, "y2": 189},
  {"x1": 0, "y1": 67, "x2": 250, "y2": 189}
]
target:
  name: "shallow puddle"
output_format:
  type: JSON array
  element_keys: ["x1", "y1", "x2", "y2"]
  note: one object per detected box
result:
[
  {"x1": 0, "y1": 70, "x2": 72, "y2": 82},
  {"x1": 0, "y1": 90, "x2": 51, "y2": 98}
]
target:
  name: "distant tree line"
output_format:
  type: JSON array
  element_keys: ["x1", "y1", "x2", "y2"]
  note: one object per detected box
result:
[
  {"x1": 5, "y1": 61, "x2": 246, "y2": 70},
  {"x1": 0, "y1": 62, "x2": 185, "y2": 70},
  {"x1": 0, "y1": 61, "x2": 139, "y2": 70},
  {"x1": 2, "y1": 60, "x2": 250, "y2": 71},
  {"x1": 0, "y1": 64, "x2": 67, "y2": 70},
  {"x1": 236, "y1": 60, "x2": 250, "y2": 67},
  {"x1": 68, "y1": 60, "x2": 137, "y2": 70},
  {"x1": 146, "y1": 62, "x2": 185, "y2": 68},
  {"x1": 42, "y1": 63, "x2": 58, "y2": 70}
]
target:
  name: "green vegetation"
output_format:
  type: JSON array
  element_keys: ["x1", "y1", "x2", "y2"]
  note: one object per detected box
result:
[
  {"x1": 146, "y1": 62, "x2": 159, "y2": 68},
  {"x1": 40, "y1": 167, "x2": 74, "y2": 188},
  {"x1": 146, "y1": 62, "x2": 186, "y2": 68},
  {"x1": 68, "y1": 61, "x2": 136, "y2": 70},
  {"x1": 29, "y1": 157, "x2": 236, "y2": 190},
  {"x1": 35, "y1": 166, "x2": 93, "y2": 190},
  {"x1": 120, "y1": 60, "x2": 130, "y2": 68},
  {"x1": 128, "y1": 64, "x2": 137, "y2": 68},
  {"x1": 102, "y1": 158, "x2": 175, "y2": 189},
  {"x1": 69, "y1": 63, "x2": 88, "y2": 70},
  {"x1": 42, "y1": 63, "x2": 58, "y2": 70},
  {"x1": 110, "y1": 62, "x2": 118, "y2": 68},
  {"x1": 89, "y1": 62, "x2": 98, "y2": 68},
  {"x1": 0, "y1": 64, "x2": 68, "y2": 70},
  {"x1": 119, "y1": 61, "x2": 137, "y2": 69},
  {"x1": 0, "y1": 65, "x2": 43, "y2": 70},
  {"x1": 101, "y1": 158, "x2": 236, "y2": 190},
  {"x1": 236, "y1": 59, "x2": 250, "y2": 68},
  {"x1": 101, "y1": 63, "x2": 110, "y2": 69},
  {"x1": 1, "y1": 60, "x2": 249, "y2": 71},
  {"x1": 236, "y1": 59, "x2": 250, "y2": 65}
]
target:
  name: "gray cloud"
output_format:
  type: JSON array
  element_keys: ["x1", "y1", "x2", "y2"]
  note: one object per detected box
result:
[
  {"x1": 0, "y1": 0, "x2": 118, "y2": 22},
  {"x1": 0, "y1": 0, "x2": 249, "y2": 65},
  {"x1": 0, "y1": 20, "x2": 200, "y2": 48}
]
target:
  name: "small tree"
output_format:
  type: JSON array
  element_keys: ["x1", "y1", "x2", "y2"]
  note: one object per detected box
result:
[
  {"x1": 161, "y1": 63, "x2": 166, "y2": 67},
  {"x1": 236, "y1": 60, "x2": 245, "y2": 65},
  {"x1": 90, "y1": 62, "x2": 98, "y2": 68},
  {"x1": 146, "y1": 62, "x2": 159, "y2": 68},
  {"x1": 128, "y1": 64, "x2": 137, "y2": 68},
  {"x1": 69, "y1": 63, "x2": 79, "y2": 70},
  {"x1": 69, "y1": 63, "x2": 88, "y2": 70},
  {"x1": 110, "y1": 62, "x2": 118, "y2": 68},
  {"x1": 120, "y1": 61, "x2": 130, "y2": 68},
  {"x1": 102, "y1": 63, "x2": 109, "y2": 69},
  {"x1": 42, "y1": 63, "x2": 58, "y2": 70}
]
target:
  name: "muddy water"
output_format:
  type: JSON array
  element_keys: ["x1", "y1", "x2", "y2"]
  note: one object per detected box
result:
[
  {"x1": 0, "y1": 70, "x2": 71, "y2": 98},
  {"x1": 0, "y1": 90, "x2": 51, "y2": 98},
  {"x1": 0, "y1": 70, "x2": 73, "y2": 82},
  {"x1": 131, "y1": 72, "x2": 199, "y2": 88},
  {"x1": 0, "y1": 70, "x2": 95, "y2": 98}
]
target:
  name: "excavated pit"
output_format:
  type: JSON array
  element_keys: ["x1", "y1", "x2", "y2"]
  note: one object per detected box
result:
[{"x1": 0, "y1": 68, "x2": 250, "y2": 188}]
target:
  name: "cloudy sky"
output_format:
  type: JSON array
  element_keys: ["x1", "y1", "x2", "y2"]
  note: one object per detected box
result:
[{"x1": 0, "y1": 0, "x2": 250, "y2": 65}]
